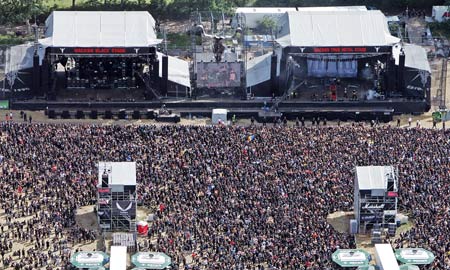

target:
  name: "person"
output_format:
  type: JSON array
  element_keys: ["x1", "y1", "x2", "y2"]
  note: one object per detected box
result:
[
  {"x1": 433, "y1": 119, "x2": 437, "y2": 129},
  {"x1": 343, "y1": 88, "x2": 348, "y2": 99},
  {"x1": 250, "y1": 116, "x2": 255, "y2": 126},
  {"x1": 28, "y1": 115, "x2": 32, "y2": 123},
  {"x1": 295, "y1": 117, "x2": 300, "y2": 127},
  {"x1": 283, "y1": 117, "x2": 288, "y2": 126},
  {"x1": 301, "y1": 117, "x2": 305, "y2": 127},
  {"x1": 408, "y1": 117, "x2": 412, "y2": 127},
  {"x1": 416, "y1": 120, "x2": 420, "y2": 128},
  {"x1": 1, "y1": 123, "x2": 450, "y2": 270},
  {"x1": 397, "y1": 118, "x2": 401, "y2": 127},
  {"x1": 352, "y1": 89, "x2": 357, "y2": 101},
  {"x1": 232, "y1": 114, "x2": 236, "y2": 125}
]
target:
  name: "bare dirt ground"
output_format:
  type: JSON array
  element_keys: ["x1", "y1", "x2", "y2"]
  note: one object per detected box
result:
[
  {"x1": 327, "y1": 210, "x2": 414, "y2": 265},
  {"x1": 73, "y1": 205, "x2": 102, "y2": 252},
  {"x1": 161, "y1": 19, "x2": 191, "y2": 34},
  {"x1": 327, "y1": 211, "x2": 353, "y2": 234}
]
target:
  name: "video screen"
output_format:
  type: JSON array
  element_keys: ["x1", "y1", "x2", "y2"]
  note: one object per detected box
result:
[{"x1": 197, "y1": 62, "x2": 241, "y2": 88}]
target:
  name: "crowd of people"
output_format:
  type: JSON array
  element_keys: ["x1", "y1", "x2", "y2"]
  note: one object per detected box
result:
[{"x1": 0, "y1": 121, "x2": 449, "y2": 269}]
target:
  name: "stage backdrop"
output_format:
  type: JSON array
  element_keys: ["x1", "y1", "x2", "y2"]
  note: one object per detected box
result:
[
  {"x1": 307, "y1": 58, "x2": 357, "y2": 78},
  {"x1": 197, "y1": 62, "x2": 241, "y2": 88}
]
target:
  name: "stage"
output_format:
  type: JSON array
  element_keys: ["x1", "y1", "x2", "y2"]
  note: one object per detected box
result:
[{"x1": 10, "y1": 97, "x2": 429, "y2": 121}]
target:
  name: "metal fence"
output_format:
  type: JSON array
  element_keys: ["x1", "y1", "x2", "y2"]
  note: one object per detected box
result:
[{"x1": 0, "y1": 46, "x2": 8, "y2": 94}]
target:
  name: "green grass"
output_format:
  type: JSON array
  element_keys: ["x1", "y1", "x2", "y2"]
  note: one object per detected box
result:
[
  {"x1": 0, "y1": 34, "x2": 33, "y2": 45},
  {"x1": 165, "y1": 33, "x2": 192, "y2": 49}
]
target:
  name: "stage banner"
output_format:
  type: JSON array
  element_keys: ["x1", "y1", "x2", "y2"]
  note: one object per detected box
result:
[
  {"x1": 112, "y1": 200, "x2": 136, "y2": 219},
  {"x1": 97, "y1": 209, "x2": 111, "y2": 220}
]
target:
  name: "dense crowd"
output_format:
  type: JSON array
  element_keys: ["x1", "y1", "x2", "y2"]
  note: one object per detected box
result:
[{"x1": 0, "y1": 122, "x2": 449, "y2": 269}]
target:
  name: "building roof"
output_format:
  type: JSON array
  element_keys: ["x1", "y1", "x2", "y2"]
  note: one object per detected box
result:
[
  {"x1": 276, "y1": 10, "x2": 400, "y2": 48},
  {"x1": 235, "y1": 6, "x2": 367, "y2": 14},
  {"x1": 235, "y1": 7, "x2": 297, "y2": 14},
  {"x1": 356, "y1": 166, "x2": 393, "y2": 190},
  {"x1": 233, "y1": 6, "x2": 367, "y2": 29},
  {"x1": 393, "y1": 44, "x2": 431, "y2": 73},
  {"x1": 44, "y1": 11, "x2": 160, "y2": 47},
  {"x1": 98, "y1": 162, "x2": 136, "y2": 187}
]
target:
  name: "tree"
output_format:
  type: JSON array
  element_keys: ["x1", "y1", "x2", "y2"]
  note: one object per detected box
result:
[
  {"x1": 0, "y1": 0, "x2": 44, "y2": 25},
  {"x1": 257, "y1": 16, "x2": 277, "y2": 35}
]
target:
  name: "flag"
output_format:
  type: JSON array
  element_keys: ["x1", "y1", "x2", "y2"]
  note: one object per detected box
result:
[{"x1": 247, "y1": 135, "x2": 256, "y2": 142}]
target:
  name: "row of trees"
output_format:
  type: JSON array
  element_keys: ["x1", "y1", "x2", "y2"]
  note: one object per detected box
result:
[
  {"x1": 0, "y1": 0, "x2": 448, "y2": 25},
  {"x1": 0, "y1": 0, "x2": 45, "y2": 25}
]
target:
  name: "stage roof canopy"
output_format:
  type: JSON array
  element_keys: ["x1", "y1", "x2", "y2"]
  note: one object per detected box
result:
[
  {"x1": 43, "y1": 11, "x2": 161, "y2": 47},
  {"x1": 356, "y1": 166, "x2": 394, "y2": 190},
  {"x1": 276, "y1": 10, "x2": 400, "y2": 48}
]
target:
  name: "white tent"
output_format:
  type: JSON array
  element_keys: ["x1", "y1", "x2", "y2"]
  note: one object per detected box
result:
[
  {"x1": 157, "y1": 52, "x2": 190, "y2": 88},
  {"x1": 233, "y1": 7, "x2": 297, "y2": 28},
  {"x1": 233, "y1": 6, "x2": 367, "y2": 29},
  {"x1": 276, "y1": 10, "x2": 400, "y2": 48},
  {"x1": 432, "y1": 6, "x2": 450, "y2": 22},
  {"x1": 246, "y1": 52, "x2": 281, "y2": 87},
  {"x1": 44, "y1": 11, "x2": 160, "y2": 47},
  {"x1": 392, "y1": 44, "x2": 431, "y2": 73}
]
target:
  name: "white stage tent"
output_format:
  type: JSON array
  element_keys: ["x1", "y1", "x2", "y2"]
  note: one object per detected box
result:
[
  {"x1": 233, "y1": 6, "x2": 367, "y2": 29},
  {"x1": 276, "y1": 10, "x2": 400, "y2": 48},
  {"x1": 43, "y1": 11, "x2": 161, "y2": 47}
]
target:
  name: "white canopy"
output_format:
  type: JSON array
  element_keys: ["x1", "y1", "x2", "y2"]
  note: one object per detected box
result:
[
  {"x1": 246, "y1": 52, "x2": 280, "y2": 87},
  {"x1": 356, "y1": 166, "x2": 393, "y2": 190},
  {"x1": 276, "y1": 10, "x2": 400, "y2": 48},
  {"x1": 233, "y1": 6, "x2": 367, "y2": 29},
  {"x1": 157, "y1": 53, "x2": 190, "y2": 88},
  {"x1": 44, "y1": 11, "x2": 160, "y2": 47},
  {"x1": 392, "y1": 44, "x2": 431, "y2": 73}
]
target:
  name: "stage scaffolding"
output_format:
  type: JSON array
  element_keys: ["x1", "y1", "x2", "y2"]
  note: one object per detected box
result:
[
  {"x1": 354, "y1": 166, "x2": 399, "y2": 234},
  {"x1": 97, "y1": 162, "x2": 137, "y2": 233},
  {"x1": 189, "y1": 10, "x2": 248, "y2": 98}
]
